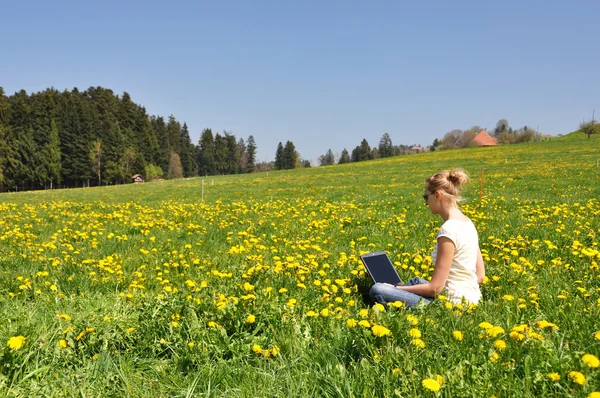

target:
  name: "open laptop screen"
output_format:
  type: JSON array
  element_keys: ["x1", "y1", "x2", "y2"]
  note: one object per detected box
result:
[{"x1": 360, "y1": 252, "x2": 402, "y2": 285}]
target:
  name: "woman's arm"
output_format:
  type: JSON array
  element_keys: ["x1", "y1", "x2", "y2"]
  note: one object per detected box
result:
[
  {"x1": 476, "y1": 247, "x2": 485, "y2": 284},
  {"x1": 395, "y1": 237, "x2": 454, "y2": 297}
]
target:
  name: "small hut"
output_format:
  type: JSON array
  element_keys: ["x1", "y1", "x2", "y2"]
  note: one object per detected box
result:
[{"x1": 132, "y1": 174, "x2": 144, "y2": 183}]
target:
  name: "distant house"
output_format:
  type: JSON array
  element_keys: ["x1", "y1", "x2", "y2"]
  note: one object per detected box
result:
[
  {"x1": 473, "y1": 130, "x2": 497, "y2": 146},
  {"x1": 410, "y1": 146, "x2": 426, "y2": 153},
  {"x1": 132, "y1": 174, "x2": 144, "y2": 183}
]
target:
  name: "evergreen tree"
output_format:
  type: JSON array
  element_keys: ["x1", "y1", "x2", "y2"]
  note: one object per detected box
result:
[
  {"x1": 45, "y1": 119, "x2": 62, "y2": 187},
  {"x1": 152, "y1": 116, "x2": 169, "y2": 172},
  {"x1": 246, "y1": 135, "x2": 257, "y2": 173},
  {"x1": 179, "y1": 122, "x2": 195, "y2": 177},
  {"x1": 351, "y1": 146, "x2": 360, "y2": 162},
  {"x1": 319, "y1": 149, "x2": 335, "y2": 166},
  {"x1": 338, "y1": 148, "x2": 350, "y2": 164},
  {"x1": 359, "y1": 139, "x2": 372, "y2": 161},
  {"x1": 214, "y1": 133, "x2": 228, "y2": 174},
  {"x1": 225, "y1": 132, "x2": 239, "y2": 174},
  {"x1": 274, "y1": 142, "x2": 284, "y2": 170},
  {"x1": 378, "y1": 133, "x2": 394, "y2": 158},
  {"x1": 282, "y1": 141, "x2": 298, "y2": 169},
  {"x1": 198, "y1": 128, "x2": 215, "y2": 176},
  {"x1": 166, "y1": 115, "x2": 181, "y2": 155}
]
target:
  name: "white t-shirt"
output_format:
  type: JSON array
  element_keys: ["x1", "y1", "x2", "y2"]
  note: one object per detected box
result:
[{"x1": 431, "y1": 219, "x2": 482, "y2": 304}]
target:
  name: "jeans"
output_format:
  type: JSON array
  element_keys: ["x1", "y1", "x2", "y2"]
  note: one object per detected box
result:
[{"x1": 369, "y1": 277, "x2": 433, "y2": 308}]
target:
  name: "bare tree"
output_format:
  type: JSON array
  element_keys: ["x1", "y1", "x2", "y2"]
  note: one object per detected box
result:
[
  {"x1": 167, "y1": 151, "x2": 183, "y2": 179},
  {"x1": 580, "y1": 120, "x2": 598, "y2": 139}
]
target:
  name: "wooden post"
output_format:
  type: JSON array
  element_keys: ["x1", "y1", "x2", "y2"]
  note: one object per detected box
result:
[{"x1": 479, "y1": 167, "x2": 484, "y2": 200}]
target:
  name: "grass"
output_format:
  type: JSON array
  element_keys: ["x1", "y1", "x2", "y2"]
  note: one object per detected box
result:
[{"x1": 0, "y1": 132, "x2": 599, "y2": 397}]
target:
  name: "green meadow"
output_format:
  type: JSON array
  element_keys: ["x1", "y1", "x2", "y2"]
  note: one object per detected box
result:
[{"x1": 1, "y1": 133, "x2": 599, "y2": 397}]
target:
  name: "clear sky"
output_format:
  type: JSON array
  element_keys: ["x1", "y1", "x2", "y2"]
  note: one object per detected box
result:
[{"x1": 2, "y1": 0, "x2": 598, "y2": 163}]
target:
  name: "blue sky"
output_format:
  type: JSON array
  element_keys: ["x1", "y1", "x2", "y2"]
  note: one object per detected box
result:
[{"x1": 2, "y1": 0, "x2": 598, "y2": 162}]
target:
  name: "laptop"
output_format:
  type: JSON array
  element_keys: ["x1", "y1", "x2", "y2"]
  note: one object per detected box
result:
[{"x1": 360, "y1": 251, "x2": 402, "y2": 285}]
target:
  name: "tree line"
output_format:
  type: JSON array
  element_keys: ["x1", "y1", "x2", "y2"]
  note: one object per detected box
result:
[
  {"x1": 0, "y1": 87, "x2": 258, "y2": 191},
  {"x1": 318, "y1": 133, "x2": 418, "y2": 166},
  {"x1": 433, "y1": 119, "x2": 549, "y2": 151}
]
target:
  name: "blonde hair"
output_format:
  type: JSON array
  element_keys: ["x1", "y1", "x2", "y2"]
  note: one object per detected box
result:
[{"x1": 425, "y1": 168, "x2": 470, "y2": 204}]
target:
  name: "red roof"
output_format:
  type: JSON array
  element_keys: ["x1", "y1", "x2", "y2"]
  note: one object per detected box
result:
[{"x1": 473, "y1": 130, "x2": 497, "y2": 146}]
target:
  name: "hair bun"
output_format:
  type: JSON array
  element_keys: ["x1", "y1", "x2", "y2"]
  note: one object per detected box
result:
[{"x1": 448, "y1": 169, "x2": 469, "y2": 187}]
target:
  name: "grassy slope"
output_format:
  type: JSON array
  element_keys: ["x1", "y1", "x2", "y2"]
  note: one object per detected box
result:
[{"x1": 0, "y1": 132, "x2": 599, "y2": 397}]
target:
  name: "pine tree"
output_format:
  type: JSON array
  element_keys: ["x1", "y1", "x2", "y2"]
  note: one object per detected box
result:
[
  {"x1": 378, "y1": 133, "x2": 394, "y2": 158},
  {"x1": 46, "y1": 119, "x2": 62, "y2": 187},
  {"x1": 351, "y1": 146, "x2": 360, "y2": 162},
  {"x1": 282, "y1": 141, "x2": 298, "y2": 169},
  {"x1": 225, "y1": 132, "x2": 239, "y2": 174},
  {"x1": 166, "y1": 115, "x2": 181, "y2": 155},
  {"x1": 338, "y1": 148, "x2": 350, "y2": 164},
  {"x1": 274, "y1": 142, "x2": 284, "y2": 170},
  {"x1": 246, "y1": 135, "x2": 257, "y2": 173},
  {"x1": 359, "y1": 139, "x2": 372, "y2": 161},
  {"x1": 198, "y1": 128, "x2": 215, "y2": 176},
  {"x1": 179, "y1": 122, "x2": 195, "y2": 177}
]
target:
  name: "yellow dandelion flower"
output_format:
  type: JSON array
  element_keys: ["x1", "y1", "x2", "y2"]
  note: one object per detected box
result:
[
  {"x1": 479, "y1": 322, "x2": 493, "y2": 329},
  {"x1": 406, "y1": 315, "x2": 419, "y2": 325},
  {"x1": 347, "y1": 319, "x2": 357, "y2": 328},
  {"x1": 489, "y1": 351, "x2": 500, "y2": 363},
  {"x1": 568, "y1": 371, "x2": 586, "y2": 385},
  {"x1": 373, "y1": 303, "x2": 386, "y2": 312},
  {"x1": 359, "y1": 309, "x2": 369, "y2": 318},
  {"x1": 409, "y1": 328, "x2": 421, "y2": 338},
  {"x1": 494, "y1": 340, "x2": 507, "y2": 350},
  {"x1": 358, "y1": 320, "x2": 371, "y2": 328},
  {"x1": 188, "y1": 342, "x2": 195, "y2": 348},
  {"x1": 528, "y1": 331, "x2": 544, "y2": 341},
  {"x1": 503, "y1": 295, "x2": 514, "y2": 301},
  {"x1": 547, "y1": 373, "x2": 560, "y2": 382},
  {"x1": 246, "y1": 314, "x2": 256, "y2": 324},
  {"x1": 372, "y1": 324, "x2": 391, "y2": 337},
  {"x1": 582, "y1": 354, "x2": 600, "y2": 368},
  {"x1": 320, "y1": 308, "x2": 329, "y2": 317},
  {"x1": 411, "y1": 338, "x2": 425, "y2": 348},
  {"x1": 58, "y1": 314, "x2": 72, "y2": 321},
  {"x1": 536, "y1": 320, "x2": 559, "y2": 330},
  {"x1": 588, "y1": 392, "x2": 600, "y2": 398},
  {"x1": 486, "y1": 326, "x2": 505, "y2": 338},
  {"x1": 7, "y1": 336, "x2": 26, "y2": 350},
  {"x1": 392, "y1": 368, "x2": 401, "y2": 375},
  {"x1": 59, "y1": 339, "x2": 68, "y2": 349},
  {"x1": 595, "y1": 331, "x2": 600, "y2": 341},
  {"x1": 252, "y1": 344, "x2": 262, "y2": 354},
  {"x1": 453, "y1": 330, "x2": 463, "y2": 341},
  {"x1": 171, "y1": 321, "x2": 180, "y2": 328},
  {"x1": 306, "y1": 310, "x2": 318, "y2": 317},
  {"x1": 509, "y1": 331, "x2": 525, "y2": 341},
  {"x1": 422, "y1": 378, "x2": 441, "y2": 392}
]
